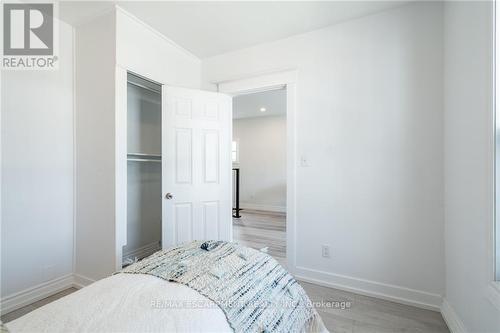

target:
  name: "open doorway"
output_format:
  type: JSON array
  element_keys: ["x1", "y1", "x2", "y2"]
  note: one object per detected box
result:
[{"x1": 232, "y1": 88, "x2": 287, "y2": 267}]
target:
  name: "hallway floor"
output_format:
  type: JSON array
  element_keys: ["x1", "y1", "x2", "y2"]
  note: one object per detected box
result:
[{"x1": 232, "y1": 209, "x2": 286, "y2": 267}]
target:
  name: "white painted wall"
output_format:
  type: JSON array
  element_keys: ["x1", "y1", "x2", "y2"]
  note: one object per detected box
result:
[
  {"x1": 1, "y1": 20, "x2": 74, "y2": 297},
  {"x1": 443, "y1": 1, "x2": 500, "y2": 332},
  {"x1": 115, "y1": 7, "x2": 201, "y2": 88},
  {"x1": 233, "y1": 116, "x2": 286, "y2": 212},
  {"x1": 203, "y1": 2, "x2": 445, "y2": 308},
  {"x1": 74, "y1": 11, "x2": 117, "y2": 281}
]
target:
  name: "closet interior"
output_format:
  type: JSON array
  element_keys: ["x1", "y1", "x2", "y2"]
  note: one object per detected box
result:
[{"x1": 123, "y1": 73, "x2": 162, "y2": 266}]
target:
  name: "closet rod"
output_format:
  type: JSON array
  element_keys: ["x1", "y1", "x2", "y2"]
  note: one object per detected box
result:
[
  {"x1": 128, "y1": 152, "x2": 161, "y2": 158},
  {"x1": 127, "y1": 80, "x2": 161, "y2": 94},
  {"x1": 127, "y1": 158, "x2": 162, "y2": 163}
]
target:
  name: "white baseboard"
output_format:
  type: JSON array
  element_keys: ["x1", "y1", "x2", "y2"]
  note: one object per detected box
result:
[
  {"x1": 72, "y1": 274, "x2": 96, "y2": 289},
  {"x1": 240, "y1": 202, "x2": 286, "y2": 213},
  {"x1": 122, "y1": 241, "x2": 161, "y2": 264},
  {"x1": 441, "y1": 298, "x2": 468, "y2": 333},
  {"x1": 1, "y1": 273, "x2": 97, "y2": 316},
  {"x1": 1, "y1": 274, "x2": 74, "y2": 316},
  {"x1": 294, "y1": 266, "x2": 442, "y2": 312}
]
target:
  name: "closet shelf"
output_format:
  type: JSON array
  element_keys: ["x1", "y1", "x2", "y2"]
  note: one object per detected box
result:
[{"x1": 127, "y1": 152, "x2": 161, "y2": 163}]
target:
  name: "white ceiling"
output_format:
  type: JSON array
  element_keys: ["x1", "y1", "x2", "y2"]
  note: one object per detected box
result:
[
  {"x1": 59, "y1": 1, "x2": 115, "y2": 27},
  {"x1": 59, "y1": 1, "x2": 410, "y2": 59},
  {"x1": 233, "y1": 89, "x2": 286, "y2": 120}
]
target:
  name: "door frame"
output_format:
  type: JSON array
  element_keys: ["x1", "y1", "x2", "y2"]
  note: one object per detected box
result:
[{"x1": 216, "y1": 69, "x2": 298, "y2": 274}]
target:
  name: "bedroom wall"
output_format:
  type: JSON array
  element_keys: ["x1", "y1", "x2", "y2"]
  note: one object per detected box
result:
[
  {"x1": 115, "y1": 7, "x2": 201, "y2": 89},
  {"x1": 203, "y1": 2, "x2": 444, "y2": 309},
  {"x1": 74, "y1": 11, "x2": 118, "y2": 283},
  {"x1": 443, "y1": 1, "x2": 500, "y2": 332},
  {"x1": 233, "y1": 116, "x2": 287, "y2": 212},
  {"x1": 1, "y1": 20, "x2": 74, "y2": 299}
]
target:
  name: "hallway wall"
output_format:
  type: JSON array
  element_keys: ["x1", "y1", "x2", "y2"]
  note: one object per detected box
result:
[{"x1": 233, "y1": 115, "x2": 286, "y2": 212}]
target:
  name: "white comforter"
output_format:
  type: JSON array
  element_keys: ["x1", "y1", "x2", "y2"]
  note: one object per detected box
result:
[{"x1": 7, "y1": 274, "x2": 233, "y2": 333}]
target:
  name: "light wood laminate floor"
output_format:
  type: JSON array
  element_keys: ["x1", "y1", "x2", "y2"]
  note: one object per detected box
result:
[
  {"x1": 233, "y1": 209, "x2": 287, "y2": 267},
  {"x1": 2, "y1": 211, "x2": 449, "y2": 332}
]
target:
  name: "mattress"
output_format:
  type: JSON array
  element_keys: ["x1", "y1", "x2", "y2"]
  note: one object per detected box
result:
[{"x1": 6, "y1": 273, "x2": 233, "y2": 333}]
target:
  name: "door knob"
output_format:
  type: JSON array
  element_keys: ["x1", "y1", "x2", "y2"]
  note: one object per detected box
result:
[{"x1": 165, "y1": 193, "x2": 174, "y2": 200}]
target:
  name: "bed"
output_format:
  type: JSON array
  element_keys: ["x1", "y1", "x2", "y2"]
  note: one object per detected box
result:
[{"x1": 6, "y1": 241, "x2": 328, "y2": 333}]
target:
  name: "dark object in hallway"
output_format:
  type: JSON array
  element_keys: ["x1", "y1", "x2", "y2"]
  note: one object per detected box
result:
[{"x1": 232, "y1": 168, "x2": 241, "y2": 218}]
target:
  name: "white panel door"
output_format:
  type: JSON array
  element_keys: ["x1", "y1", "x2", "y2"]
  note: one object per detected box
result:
[{"x1": 162, "y1": 86, "x2": 232, "y2": 248}]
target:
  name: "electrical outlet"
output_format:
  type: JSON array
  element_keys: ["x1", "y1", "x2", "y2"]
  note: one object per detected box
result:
[
  {"x1": 321, "y1": 245, "x2": 330, "y2": 258},
  {"x1": 300, "y1": 155, "x2": 310, "y2": 167}
]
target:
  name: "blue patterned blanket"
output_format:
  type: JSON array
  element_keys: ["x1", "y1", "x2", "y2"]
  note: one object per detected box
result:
[{"x1": 118, "y1": 241, "x2": 325, "y2": 333}]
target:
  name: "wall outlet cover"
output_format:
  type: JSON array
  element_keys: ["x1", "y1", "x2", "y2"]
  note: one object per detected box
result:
[{"x1": 321, "y1": 245, "x2": 330, "y2": 258}]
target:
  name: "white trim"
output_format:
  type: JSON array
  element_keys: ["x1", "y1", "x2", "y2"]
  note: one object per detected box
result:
[
  {"x1": 227, "y1": 95, "x2": 234, "y2": 243},
  {"x1": 122, "y1": 242, "x2": 161, "y2": 264},
  {"x1": 0, "y1": 274, "x2": 74, "y2": 316},
  {"x1": 230, "y1": 85, "x2": 286, "y2": 97},
  {"x1": 0, "y1": 274, "x2": 97, "y2": 316},
  {"x1": 0, "y1": 67, "x2": 2, "y2": 315},
  {"x1": 441, "y1": 298, "x2": 468, "y2": 333},
  {"x1": 294, "y1": 266, "x2": 442, "y2": 312},
  {"x1": 217, "y1": 69, "x2": 298, "y2": 275},
  {"x1": 114, "y1": 5, "x2": 200, "y2": 62},
  {"x1": 240, "y1": 202, "x2": 286, "y2": 213},
  {"x1": 286, "y1": 81, "x2": 297, "y2": 275},
  {"x1": 72, "y1": 274, "x2": 96, "y2": 289},
  {"x1": 72, "y1": 24, "x2": 77, "y2": 277},
  {"x1": 213, "y1": 68, "x2": 297, "y2": 87},
  {"x1": 494, "y1": 0, "x2": 499, "y2": 286},
  {"x1": 115, "y1": 66, "x2": 128, "y2": 271},
  {"x1": 217, "y1": 69, "x2": 298, "y2": 95}
]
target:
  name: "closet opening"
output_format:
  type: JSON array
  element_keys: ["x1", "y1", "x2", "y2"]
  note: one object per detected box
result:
[{"x1": 123, "y1": 73, "x2": 162, "y2": 267}]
